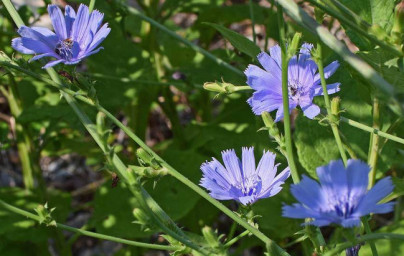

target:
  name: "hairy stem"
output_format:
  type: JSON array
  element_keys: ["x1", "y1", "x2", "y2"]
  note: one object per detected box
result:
[
  {"x1": 277, "y1": 4, "x2": 300, "y2": 183},
  {"x1": 249, "y1": 0, "x2": 257, "y2": 43},
  {"x1": 362, "y1": 217, "x2": 379, "y2": 256},
  {"x1": 0, "y1": 199, "x2": 179, "y2": 251},
  {"x1": 1, "y1": 78, "x2": 34, "y2": 190},
  {"x1": 368, "y1": 97, "x2": 380, "y2": 188},
  {"x1": 88, "y1": 0, "x2": 96, "y2": 12},
  {"x1": 315, "y1": 43, "x2": 348, "y2": 166}
]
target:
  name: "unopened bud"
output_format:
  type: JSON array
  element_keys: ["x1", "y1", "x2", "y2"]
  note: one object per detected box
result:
[
  {"x1": 133, "y1": 208, "x2": 150, "y2": 225},
  {"x1": 136, "y1": 148, "x2": 158, "y2": 168},
  {"x1": 202, "y1": 226, "x2": 220, "y2": 249},
  {"x1": 393, "y1": 1, "x2": 404, "y2": 35},
  {"x1": 331, "y1": 97, "x2": 341, "y2": 116},
  {"x1": 287, "y1": 33, "x2": 302, "y2": 60},
  {"x1": 203, "y1": 81, "x2": 236, "y2": 94}
]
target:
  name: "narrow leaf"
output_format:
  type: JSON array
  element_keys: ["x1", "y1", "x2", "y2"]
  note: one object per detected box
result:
[{"x1": 204, "y1": 22, "x2": 261, "y2": 58}]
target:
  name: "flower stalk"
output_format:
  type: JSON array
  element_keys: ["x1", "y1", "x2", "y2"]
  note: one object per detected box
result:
[
  {"x1": 368, "y1": 97, "x2": 380, "y2": 188},
  {"x1": 313, "y1": 43, "x2": 348, "y2": 166},
  {"x1": 0, "y1": 199, "x2": 179, "y2": 251},
  {"x1": 277, "y1": 4, "x2": 300, "y2": 184}
]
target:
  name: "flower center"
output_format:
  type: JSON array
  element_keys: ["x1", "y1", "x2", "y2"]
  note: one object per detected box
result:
[
  {"x1": 288, "y1": 79, "x2": 304, "y2": 100},
  {"x1": 332, "y1": 195, "x2": 357, "y2": 218},
  {"x1": 55, "y1": 38, "x2": 74, "y2": 61},
  {"x1": 236, "y1": 175, "x2": 261, "y2": 196}
]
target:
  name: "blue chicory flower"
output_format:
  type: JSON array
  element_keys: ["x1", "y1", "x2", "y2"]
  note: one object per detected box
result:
[
  {"x1": 246, "y1": 43, "x2": 340, "y2": 122},
  {"x1": 200, "y1": 147, "x2": 290, "y2": 205},
  {"x1": 12, "y1": 4, "x2": 110, "y2": 68},
  {"x1": 282, "y1": 159, "x2": 394, "y2": 227}
]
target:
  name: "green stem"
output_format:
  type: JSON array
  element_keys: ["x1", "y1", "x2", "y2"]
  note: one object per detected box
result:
[
  {"x1": 249, "y1": 0, "x2": 257, "y2": 43},
  {"x1": 88, "y1": 0, "x2": 96, "y2": 12},
  {"x1": 0, "y1": 199, "x2": 179, "y2": 251},
  {"x1": 339, "y1": 117, "x2": 404, "y2": 145},
  {"x1": 224, "y1": 230, "x2": 250, "y2": 248},
  {"x1": 368, "y1": 97, "x2": 380, "y2": 188},
  {"x1": 315, "y1": 43, "x2": 348, "y2": 166},
  {"x1": 127, "y1": 6, "x2": 243, "y2": 76},
  {"x1": 362, "y1": 217, "x2": 379, "y2": 256},
  {"x1": 394, "y1": 197, "x2": 402, "y2": 224},
  {"x1": 261, "y1": 112, "x2": 287, "y2": 157},
  {"x1": 277, "y1": 4, "x2": 300, "y2": 184},
  {"x1": 322, "y1": 233, "x2": 404, "y2": 256},
  {"x1": 153, "y1": 50, "x2": 185, "y2": 145},
  {"x1": 2, "y1": 0, "x2": 24, "y2": 27},
  {"x1": 227, "y1": 222, "x2": 238, "y2": 241},
  {"x1": 1, "y1": 78, "x2": 35, "y2": 190}
]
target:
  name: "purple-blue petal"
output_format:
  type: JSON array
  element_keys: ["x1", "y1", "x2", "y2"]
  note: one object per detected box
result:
[
  {"x1": 48, "y1": 4, "x2": 67, "y2": 40},
  {"x1": 79, "y1": 9, "x2": 104, "y2": 49},
  {"x1": 355, "y1": 177, "x2": 394, "y2": 215},
  {"x1": 313, "y1": 82, "x2": 340, "y2": 96},
  {"x1": 257, "y1": 52, "x2": 281, "y2": 80},
  {"x1": 269, "y1": 45, "x2": 282, "y2": 68},
  {"x1": 42, "y1": 59, "x2": 64, "y2": 69},
  {"x1": 64, "y1": 5, "x2": 76, "y2": 38},
  {"x1": 71, "y1": 4, "x2": 90, "y2": 42},
  {"x1": 241, "y1": 147, "x2": 256, "y2": 178},
  {"x1": 222, "y1": 149, "x2": 243, "y2": 183},
  {"x1": 15, "y1": 26, "x2": 57, "y2": 53},
  {"x1": 301, "y1": 103, "x2": 320, "y2": 119},
  {"x1": 313, "y1": 60, "x2": 340, "y2": 84},
  {"x1": 86, "y1": 23, "x2": 111, "y2": 53}
]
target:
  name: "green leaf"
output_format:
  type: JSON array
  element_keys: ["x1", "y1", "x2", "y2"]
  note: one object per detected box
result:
[
  {"x1": 340, "y1": 0, "x2": 395, "y2": 50},
  {"x1": 204, "y1": 22, "x2": 261, "y2": 58},
  {"x1": 340, "y1": 0, "x2": 395, "y2": 30},
  {"x1": 91, "y1": 183, "x2": 153, "y2": 239}
]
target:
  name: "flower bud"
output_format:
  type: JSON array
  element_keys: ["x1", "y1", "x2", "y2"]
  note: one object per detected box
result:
[
  {"x1": 136, "y1": 148, "x2": 159, "y2": 168},
  {"x1": 203, "y1": 80, "x2": 236, "y2": 94},
  {"x1": 202, "y1": 226, "x2": 220, "y2": 249},
  {"x1": 133, "y1": 208, "x2": 150, "y2": 225},
  {"x1": 393, "y1": 1, "x2": 404, "y2": 36},
  {"x1": 287, "y1": 32, "x2": 302, "y2": 60}
]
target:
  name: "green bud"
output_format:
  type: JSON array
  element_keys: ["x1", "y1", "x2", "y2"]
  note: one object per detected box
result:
[
  {"x1": 34, "y1": 203, "x2": 56, "y2": 227},
  {"x1": 133, "y1": 208, "x2": 150, "y2": 225},
  {"x1": 129, "y1": 165, "x2": 168, "y2": 178},
  {"x1": 287, "y1": 33, "x2": 302, "y2": 60},
  {"x1": 331, "y1": 97, "x2": 340, "y2": 116},
  {"x1": 330, "y1": 97, "x2": 341, "y2": 125},
  {"x1": 203, "y1": 80, "x2": 236, "y2": 94},
  {"x1": 136, "y1": 148, "x2": 156, "y2": 167},
  {"x1": 393, "y1": 1, "x2": 404, "y2": 35},
  {"x1": 202, "y1": 226, "x2": 220, "y2": 249}
]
